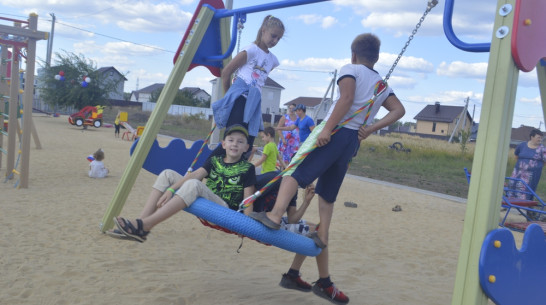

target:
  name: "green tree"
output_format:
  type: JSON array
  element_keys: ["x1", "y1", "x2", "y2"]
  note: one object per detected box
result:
[
  {"x1": 149, "y1": 87, "x2": 210, "y2": 108},
  {"x1": 459, "y1": 129, "x2": 471, "y2": 155},
  {"x1": 39, "y1": 51, "x2": 123, "y2": 109}
]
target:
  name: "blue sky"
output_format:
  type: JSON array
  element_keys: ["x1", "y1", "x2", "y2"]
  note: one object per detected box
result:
[{"x1": 0, "y1": 0, "x2": 543, "y2": 128}]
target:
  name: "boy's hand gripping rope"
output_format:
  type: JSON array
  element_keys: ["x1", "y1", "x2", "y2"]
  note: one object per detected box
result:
[
  {"x1": 238, "y1": 81, "x2": 388, "y2": 212},
  {"x1": 186, "y1": 123, "x2": 216, "y2": 174},
  {"x1": 237, "y1": 0, "x2": 438, "y2": 212}
]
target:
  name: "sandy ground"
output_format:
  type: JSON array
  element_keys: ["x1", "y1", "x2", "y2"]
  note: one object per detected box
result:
[{"x1": 1, "y1": 114, "x2": 511, "y2": 305}]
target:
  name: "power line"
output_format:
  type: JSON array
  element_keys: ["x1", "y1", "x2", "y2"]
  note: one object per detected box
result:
[
  {"x1": 54, "y1": 20, "x2": 175, "y2": 53},
  {"x1": 0, "y1": 12, "x2": 175, "y2": 54}
]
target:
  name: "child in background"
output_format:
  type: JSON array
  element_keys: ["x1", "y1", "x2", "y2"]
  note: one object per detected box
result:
[
  {"x1": 250, "y1": 33, "x2": 406, "y2": 304},
  {"x1": 114, "y1": 111, "x2": 121, "y2": 138},
  {"x1": 253, "y1": 126, "x2": 285, "y2": 173},
  {"x1": 89, "y1": 149, "x2": 109, "y2": 178},
  {"x1": 212, "y1": 15, "x2": 285, "y2": 157}
]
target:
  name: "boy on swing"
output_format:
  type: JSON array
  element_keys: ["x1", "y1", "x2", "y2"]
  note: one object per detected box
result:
[
  {"x1": 250, "y1": 33, "x2": 405, "y2": 304},
  {"x1": 112, "y1": 124, "x2": 257, "y2": 242}
]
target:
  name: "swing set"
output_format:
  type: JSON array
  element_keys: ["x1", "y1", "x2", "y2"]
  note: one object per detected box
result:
[
  {"x1": 101, "y1": 0, "x2": 436, "y2": 252},
  {"x1": 102, "y1": 0, "x2": 546, "y2": 303}
]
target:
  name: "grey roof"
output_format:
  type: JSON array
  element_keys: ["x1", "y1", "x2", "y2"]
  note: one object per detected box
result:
[
  {"x1": 96, "y1": 66, "x2": 127, "y2": 80},
  {"x1": 181, "y1": 87, "x2": 210, "y2": 97},
  {"x1": 284, "y1": 97, "x2": 332, "y2": 107},
  {"x1": 264, "y1": 77, "x2": 284, "y2": 89},
  {"x1": 135, "y1": 83, "x2": 165, "y2": 93},
  {"x1": 414, "y1": 104, "x2": 471, "y2": 123},
  {"x1": 511, "y1": 125, "x2": 536, "y2": 142}
]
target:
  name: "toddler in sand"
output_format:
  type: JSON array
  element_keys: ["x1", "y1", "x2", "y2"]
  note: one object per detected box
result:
[{"x1": 89, "y1": 149, "x2": 109, "y2": 178}]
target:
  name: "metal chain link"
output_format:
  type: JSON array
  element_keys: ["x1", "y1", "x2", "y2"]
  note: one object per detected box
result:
[
  {"x1": 384, "y1": 0, "x2": 438, "y2": 82},
  {"x1": 236, "y1": 18, "x2": 244, "y2": 54}
]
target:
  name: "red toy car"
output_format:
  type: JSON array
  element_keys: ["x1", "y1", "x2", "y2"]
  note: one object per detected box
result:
[{"x1": 68, "y1": 105, "x2": 104, "y2": 128}]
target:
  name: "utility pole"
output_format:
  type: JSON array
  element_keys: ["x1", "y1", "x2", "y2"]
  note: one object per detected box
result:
[{"x1": 45, "y1": 13, "x2": 55, "y2": 66}]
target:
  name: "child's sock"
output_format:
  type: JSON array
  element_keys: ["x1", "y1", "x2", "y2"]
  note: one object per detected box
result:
[
  {"x1": 317, "y1": 276, "x2": 333, "y2": 288},
  {"x1": 287, "y1": 268, "x2": 300, "y2": 278}
]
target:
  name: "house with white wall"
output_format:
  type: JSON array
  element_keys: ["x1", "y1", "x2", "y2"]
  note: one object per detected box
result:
[{"x1": 209, "y1": 77, "x2": 284, "y2": 115}]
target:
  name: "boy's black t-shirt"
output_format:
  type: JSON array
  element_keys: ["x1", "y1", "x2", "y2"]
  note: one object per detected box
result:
[{"x1": 202, "y1": 155, "x2": 256, "y2": 210}]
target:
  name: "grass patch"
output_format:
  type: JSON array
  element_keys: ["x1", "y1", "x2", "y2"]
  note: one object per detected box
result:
[{"x1": 103, "y1": 107, "x2": 546, "y2": 200}]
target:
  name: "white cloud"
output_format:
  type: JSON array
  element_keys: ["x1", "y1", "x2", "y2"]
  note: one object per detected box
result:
[
  {"x1": 437, "y1": 61, "x2": 487, "y2": 79},
  {"x1": 519, "y1": 96, "x2": 541, "y2": 105},
  {"x1": 280, "y1": 57, "x2": 348, "y2": 72},
  {"x1": 378, "y1": 53, "x2": 434, "y2": 74},
  {"x1": 294, "y1": 14, "x2": 338, "y2": 29},
  {"x1": 518, "y1": 69, "x2": 539, "y2": 88},
  {"x1": 321, "y1": 16, "x2": 337, "y2": 29}
]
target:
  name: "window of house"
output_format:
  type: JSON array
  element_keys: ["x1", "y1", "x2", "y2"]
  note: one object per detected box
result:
[{"x1": 432, "y1": 122, "x2": 436, "y2": 132}]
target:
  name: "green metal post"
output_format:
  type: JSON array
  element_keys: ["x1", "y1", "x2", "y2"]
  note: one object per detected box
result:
[
  {"x1": 100, "y1": 6, "x2": 217, "y2": 231},
  {"x1": 451, "y1": 0, "x2": 520, "y2": 304}
]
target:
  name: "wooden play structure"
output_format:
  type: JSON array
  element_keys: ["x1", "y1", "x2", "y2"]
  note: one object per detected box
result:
[
  {"x1": 100, "y1": 0, "x2": 546, "y2": 303},
  {"x1": 0, "y1": 14, "x2": 47, "y2": 188}
]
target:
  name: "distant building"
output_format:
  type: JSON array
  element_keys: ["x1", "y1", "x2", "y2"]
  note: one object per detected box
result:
[
  {"x1": 510, "y1": 125, "x2": 543, "y2": 147},
  {"x1": 210, "y1": 77, "x2": 285, "y2": 115},
  {"x1": 283, "y1": 97, "x2": 333, "y2": 123},
  {"x1": 414, "y1": 102, "x2": 472, "y2": 137},
  {"x1": 130, "y1": 83, "x2": 210, "y2": 103},
  {"x1": 96, "y1": 66, "x2": 127, "y2": 100}
]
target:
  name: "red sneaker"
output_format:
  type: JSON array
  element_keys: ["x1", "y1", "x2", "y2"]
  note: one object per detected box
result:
[
  {"x1": 312, "y1": 282, "x2": 349, "y2": 304},
  {"x1": 279, "y1": 273, "x2": 312, "y2": 292}
]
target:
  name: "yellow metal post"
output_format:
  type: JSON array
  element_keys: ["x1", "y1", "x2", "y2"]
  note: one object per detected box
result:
[
  {"x1": 100, "y1": 6, "x2": 217, "y2": 231},
  {"x1": 451, "y1": 0, "x2": 520, "y2": 304}
]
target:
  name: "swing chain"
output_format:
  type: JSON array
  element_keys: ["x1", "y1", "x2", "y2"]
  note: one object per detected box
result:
[
  {"x1": 384, "y1": 0, "x2": 438, "y2": 82},
  {"x1": 236, "y1": 17, "x2": 244, "y2": 54}
]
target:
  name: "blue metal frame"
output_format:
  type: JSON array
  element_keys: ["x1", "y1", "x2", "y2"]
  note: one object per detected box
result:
[{"x1": 443, "y1": 0, "x2": 490, "y2": 52}]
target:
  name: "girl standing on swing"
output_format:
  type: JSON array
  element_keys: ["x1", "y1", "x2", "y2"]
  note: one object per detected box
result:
[{"x1": 212, "y1": 15, "x2": 285, "y2": 158}]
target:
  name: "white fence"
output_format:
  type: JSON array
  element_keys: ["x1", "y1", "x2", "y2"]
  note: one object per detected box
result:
[{"x1": 141, "y1": 101, "x2": 212, "y2": 118}]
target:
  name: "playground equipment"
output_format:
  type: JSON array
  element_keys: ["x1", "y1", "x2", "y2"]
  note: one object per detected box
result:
[
  {"x1": 68, "y1": 105, "x2": 104, "y2": 128},
  {"x1": 444, "y1": 0, "x2": 546, "y2": 304},
  {"x1": 100, "y1": 0, "x2": 546, "y2": 302},
  {"x1": 101, "y1": 0, "x2": 433, "y2": 250},
  {"x1": 101, "y1": 0, "x2": 331, "y2": 233},
  {"x1": 0, "y1": 14, "x2": 47, "y2": 188}
]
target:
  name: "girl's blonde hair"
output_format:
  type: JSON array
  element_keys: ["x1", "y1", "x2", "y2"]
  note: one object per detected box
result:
[
  {"x1": 254, "y1": 15, "x2": 285, "y2": 44},
  {"x1": 93, "y1": 149, "x2": 105, "y2": 161}
]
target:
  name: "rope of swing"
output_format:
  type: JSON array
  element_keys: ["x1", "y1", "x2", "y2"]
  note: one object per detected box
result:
[
  {"x1": 186, "y1": 123, "x2": 216, "y2": 174},
  {"x1": 238, "y1": 0, "x2": 439, "y2": 211}
]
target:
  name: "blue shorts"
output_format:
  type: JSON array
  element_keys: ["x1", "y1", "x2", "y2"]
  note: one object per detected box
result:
[{"x1": 291, "y1": 127, "x2": 359, "y2": 203}]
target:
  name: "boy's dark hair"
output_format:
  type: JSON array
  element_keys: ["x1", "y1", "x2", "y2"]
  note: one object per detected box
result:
[
  {"x1": 530, "y1": 128, "x2": 543, "y2": 138},
  {"x1": 93, "y1": 149, "x2": 104, "y2": 161},
  {"x1": 351, "y1": 33, "x2": 380, "y2": 63},
  {"x1": 263, "y1": 126, "x2": 275, "y2": 138},
  {"x1": 255, "y1": 15, "x2": 285, "y2": 44},
  {"x1": 295, "y1": 104, "x2": 306, "y2": 112}
]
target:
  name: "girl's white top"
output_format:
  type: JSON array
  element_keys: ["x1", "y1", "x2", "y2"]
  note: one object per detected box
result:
[
  {"x1": 89, "y1": 160, "x2": 108, "y2": 178},
  {"x1": 324, "y1": 64, "x2": 394, "y2": 130},
  {"x1": 235, "y1": 43, "x2": 279, "y2": 92}
]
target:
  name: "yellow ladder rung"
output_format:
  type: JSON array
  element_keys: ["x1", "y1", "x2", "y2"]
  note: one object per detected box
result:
[{"x1": 12, "y1": 169, "x2": 20, "y2": 175}]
